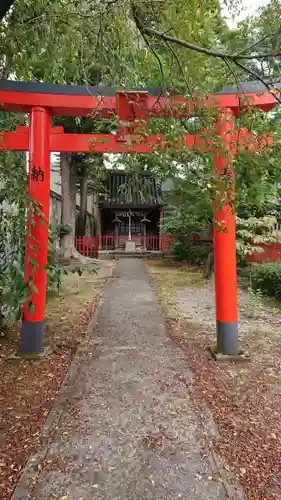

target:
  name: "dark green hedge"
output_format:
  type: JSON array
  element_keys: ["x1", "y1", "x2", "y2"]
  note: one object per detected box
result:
[
  {"x1": 251, "y1": 261, "x2": 281, "y2": 299},
  {"x1": 171, "y1": 241, "x2": 210, "y2": 266}
]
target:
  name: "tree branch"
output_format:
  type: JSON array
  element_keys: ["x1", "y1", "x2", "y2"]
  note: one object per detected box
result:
[
  {"x1": 233, "y1": 59, "x2": 281, "y2": 104},
  {"x1": 236, "y1": 28, "x2": 281, "y2": 56},
  {"x1": 137, "y1": 23, "x2": 166, "y2": 87},
  {"x1": 131, "y1": 3, "x2": 281, "y2": 104},
  {"x1": 131, "y1": 6, "x2": 281, "y2": 62},
  {"x1": 163, "y1": 38, "x2": 194, "y2": 97},
  {"x1": 144, "y1": 25, "x2": 281, "y2": 61}
]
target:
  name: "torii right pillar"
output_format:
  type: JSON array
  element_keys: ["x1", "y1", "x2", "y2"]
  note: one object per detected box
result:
[{"x1": 213, "y1": 108, "x2": 238, "y2": 355}]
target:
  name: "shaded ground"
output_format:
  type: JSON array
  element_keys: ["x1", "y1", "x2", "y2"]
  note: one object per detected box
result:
[
  {"x1": 13, "y1": 259, "x2": 241, "y2": 500},
  {"x1": 0, "y1": 261, "x2": 113, "y2": 499},
  {"x1": 148, "y1": 260, "x2": 281, "y2": 500}
]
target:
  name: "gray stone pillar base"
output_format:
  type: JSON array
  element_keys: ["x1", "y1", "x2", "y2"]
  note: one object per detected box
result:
[
  {"x1": 209, "y1": 345, "x2": 250, "y2": 362},
  {"x1": 20, "y1": 321, "x2": 44, "y2": 354},
  {"x1": 125, "y1": 241, "x2": 136, "y2": 252},
  {"x1": 216, "y1": 321, "x2": 238, "y2": 355}
]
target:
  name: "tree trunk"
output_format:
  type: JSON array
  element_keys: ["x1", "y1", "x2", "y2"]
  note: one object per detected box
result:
[
  {"x1": 60, "y1": 153, "x2": 76, "y2": 260},
  {"x1": 204, "y1": 249, "x2": 214, "y2": 280},
  {"x1": 60, "y1": 155, "x2": 98, "y2": 264},
  {"x1": 93, "y1": 192, "x2": 101, "y2": 244},
  {"x1": 76, "y1": 173, "x2": 88, "y2": 237}
]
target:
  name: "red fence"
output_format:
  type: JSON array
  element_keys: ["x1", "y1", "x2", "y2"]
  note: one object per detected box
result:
[
  {"x1": 160, "y1": 235, "x2": 174, "y2": 252},
  {"x1": 246, "y1": 243, "x2": 281, "y2": 264},
  {"x1": 101, "y1": 234, "x2": 115, "y2": 250},
  {"x1": 74, "y1": 236, "x2": 281, "y2": 263},
  {"x1": 144, "y1": 234, "x2": 159, "y2": 250},
  {"x1": 75, "y1": 235, "x2": 116, "y2": 254},
  {"x1": 75, "y1": 236, "x2": 99, "y2": 258},
  {"x1": 75, "y1": 234, "x2": 173, "y2": 256}
]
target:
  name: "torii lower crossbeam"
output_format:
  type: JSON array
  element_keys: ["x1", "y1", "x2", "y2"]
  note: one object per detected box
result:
[{"x1": 1, "y1": 126, "x2": 271, "y2": 154}]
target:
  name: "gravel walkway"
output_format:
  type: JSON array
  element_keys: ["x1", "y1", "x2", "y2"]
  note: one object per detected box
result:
[
  {"x1": 176, "y1": 281, "x2": 281, "y2": 354},
  {"x1": 13, "y1": 259, "x2": 237, "y2": 500}
]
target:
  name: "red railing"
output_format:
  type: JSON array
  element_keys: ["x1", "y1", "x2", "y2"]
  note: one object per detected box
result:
[
  {"x1": 160, "y1": 235, "x2": 175, "y2": 252},
  {"x1": 246, "y1": 242, "x2": 281, "y2": 264},
  {"x1": 75, "y1": 234, "x2": 174, "y2": 255},
  {"x1": 143, "y1": 234, "x2": 159, "y2": 250},
  {"x1": 75, "y1": 235, "x2": 281, "y2": 263},
  {"x1": 75, "y1": 236, "x2": 99, "y2": 258},
  {"x1": 101, "y1": 234, "x2": 116, "y2": 250}
]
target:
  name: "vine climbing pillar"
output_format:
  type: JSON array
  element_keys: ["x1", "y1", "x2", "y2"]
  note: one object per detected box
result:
[
  {"x1": 20, "y1": 107, "x2": 51, "y2": 354},
  {"x1": 213, "y1": 108, "x2": 238, "y2": 355}
]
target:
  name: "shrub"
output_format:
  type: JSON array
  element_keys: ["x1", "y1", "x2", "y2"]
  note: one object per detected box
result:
[
  {"x1": 171, "y1": 241, "x2": 210, "y2": 265},
  {"x1": 236, "y1": 216, "x2": 280, "y2": 267},
  {"x1": 186, "y1": 242, "x2": 211, "y2": 266},
  {"x1": 250, "y1": 261, "x2": 281, "y2": 299},
  {"x1": 171, "y1": 242, "x2": 189, "y2": 261}
]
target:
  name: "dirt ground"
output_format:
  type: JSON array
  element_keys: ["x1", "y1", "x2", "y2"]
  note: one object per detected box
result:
[
  {"x1": 0, "y1": 261, "x2": 114, "y2": 499},
  {"x1": 148, "y1": 260, "x2": 281, "y2": 500}
]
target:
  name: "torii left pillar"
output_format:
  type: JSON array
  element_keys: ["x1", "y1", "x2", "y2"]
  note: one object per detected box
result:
[{"x1": 20, "y1": 107, "x2": 51, "y2": 354}]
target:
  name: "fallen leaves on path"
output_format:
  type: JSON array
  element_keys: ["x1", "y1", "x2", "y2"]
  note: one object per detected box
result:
[
  {"x1": 0, "y1": 268, "x2": 110, "y2": 499},
  {"x1": 166, "y1": 318, "x2": 281, "y2": 500},
  {"x1": 148, "y1": 260, "x2": 281, "y2": 500}
]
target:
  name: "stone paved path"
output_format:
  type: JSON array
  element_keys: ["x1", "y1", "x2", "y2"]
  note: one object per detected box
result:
[{"x1": 14, "y1": 259, "x2": 236, "y2": 500}]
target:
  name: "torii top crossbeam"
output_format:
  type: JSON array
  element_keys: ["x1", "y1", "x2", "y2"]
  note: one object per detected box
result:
[{"x1": 0, "y1": 79, "x2": 280, "y2": 117}]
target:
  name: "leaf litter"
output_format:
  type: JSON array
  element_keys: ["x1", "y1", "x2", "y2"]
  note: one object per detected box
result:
[
  {"x1": 148, "y1": 260, "x2": 281, "y2": 500},
  {"x1": 0, "y1": 263, "x2": 113, "y2": 499}
]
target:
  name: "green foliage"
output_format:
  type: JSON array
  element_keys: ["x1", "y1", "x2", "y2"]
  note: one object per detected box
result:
[
  {"x1": 171, "y1": 242, "x2": 189, "y2": 262},
  {"x1": 163, "y1": 160, "x2": 213, "y2": 234},
  {"x1": 47, "y1": 233, "x2": 97, "y2": 296},
  {"x1": 0, "y1": 210, "x2": 30, "y2": 323},
  {"x1": 0, "y1": 123, "x2": 28, "y2": 324},
  {"x1": 54, "y1": 223, "x2": 73, "y2": 237},
  {"x1": 0, "y1": 166, "x2": 95, "y2": 327},
  {"x1": 171, "y1": 241, "x2": 210, "y2": 266},
  {"x1": 186, "y1": 243, "x2": 211, "y2": 266},
  {"x1": 0, "y1": 235, "x2": 29, "y2": 323},
  {"x1": 244, "y1": 288, "x2": 263, "y2": 318},
  {"x1": 250, "y1": 261, "x2": 281, "y2": 299},
  {"x1": 46, "y1": 260, "x2": 96, "y2": 297},
  {"x1": 222, "y1": 0, "x2": 281, "y2": 82},
  {"x1": 235, "y1": 108, "x2": 281, "y2": 216},
  {"x1": 236, "y1": 215, "x2": 281, "y2": 265}
]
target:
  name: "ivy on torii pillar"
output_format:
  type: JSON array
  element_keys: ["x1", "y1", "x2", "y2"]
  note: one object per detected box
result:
[{"x1": 21, "y1": 107, "x2": 51, "y2": 354}]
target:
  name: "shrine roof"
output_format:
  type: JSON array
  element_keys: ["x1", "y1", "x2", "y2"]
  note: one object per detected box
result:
[{"x1": 99, "y1": 171, "x2": 163, "y2": 209}]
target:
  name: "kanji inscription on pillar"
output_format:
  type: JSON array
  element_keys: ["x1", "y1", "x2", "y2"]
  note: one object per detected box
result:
[{"x1": 31, "y1": 165, "x2": 44, "y2": 182}]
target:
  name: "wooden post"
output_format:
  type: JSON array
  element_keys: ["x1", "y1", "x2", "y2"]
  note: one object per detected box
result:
[
  {"x1": 93, "y1": 192, "x2": 101, "y2": 249},
  {"x1": 143, "y1": 221, "x2": 147, "y2": 250},
  {"x1": 159, "y1": 206, "x2": 164, "y2": 251},
  {"x1": 128, "y1": 210, "x2": 132, "y2": 241},
  {"x1": 112, "y1": 213, "x2": 121, "y2": 249}
]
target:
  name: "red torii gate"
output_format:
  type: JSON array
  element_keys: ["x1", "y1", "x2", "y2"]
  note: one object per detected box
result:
[{"x1": 0, "y1": 80, "x2": 277, "y2": 357}]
